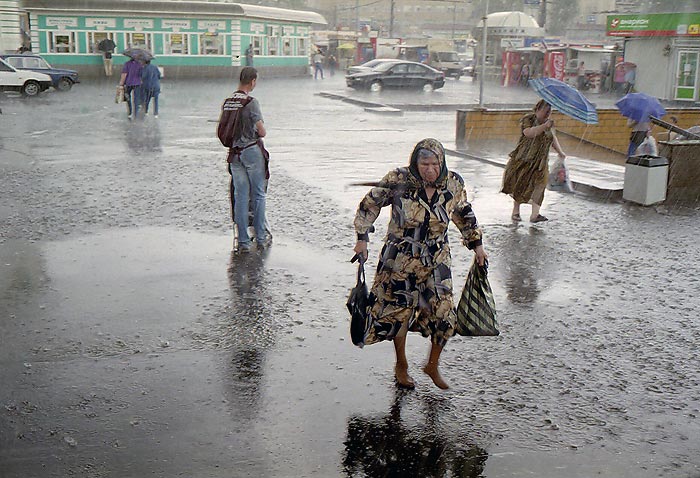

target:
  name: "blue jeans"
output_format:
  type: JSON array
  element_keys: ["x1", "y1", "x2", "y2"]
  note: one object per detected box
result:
[
  {"x1": 229, "y1": 145, "x2": 267, "y2": 248},
  {"x1": 142, "y1": 88, "x2": 159, "y2": 115},
  {"x1": 124, "y1": 85, "x2": 140, "y2": 117},
  {"x1": 314, "y1": 62, "x2": 324, "y2": 79}
]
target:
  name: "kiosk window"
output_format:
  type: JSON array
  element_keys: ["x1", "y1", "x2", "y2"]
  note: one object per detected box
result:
[
  {"x1": 200, "y1": 33, "x2": 223, "y2": 55},
  {"x1": 251, "y1": 36, "x2": 263, "y2": 55},
  {"x1": 49, "y1": 32, "x2": 76, "y2": 53},
  {"x1": 90, "y1": 32, "x2": 115, "y2": 53},
  {"x1": 167, "y1": 33, "x2": 189, "y2": 54},
  {"x1": 126, "y1": 32, "x2": 152, "y2": 50},
  {"x1": 283, "y1": 38, "x2": 292, "y2": 56},
  {"x1": 267, "y1": 36, "x2": 278, "y2": 56},
  {"x1": 296, "y1": 37, "x2": 307, "y2": 56}
]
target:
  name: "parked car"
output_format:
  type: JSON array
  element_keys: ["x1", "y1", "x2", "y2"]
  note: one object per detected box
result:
[
  {"x1": 347, "y1": 58, "x2": 401, "y2": 75},
  {"x1": 458, "y1": 52, "x2": 475, "y2": 77},
  {"x1": 346, "y1": 61, "x2": 445, "y2": 93},
  {"x1": 0, "y1": 54, "x2": 80, "y2": 91},
  {"x1": 428, "y1": 51, "x2": 464, "y2": 79},
  {"x1": 0, "y1": 57, "x2": 53, "y2": 96}
]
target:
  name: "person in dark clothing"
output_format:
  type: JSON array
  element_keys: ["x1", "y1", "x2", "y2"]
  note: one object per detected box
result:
[
  {"x1": 245, "y1": 44, "x2": 254, "y2": 67},
  {"x1": 140, "y1": 60, "x2": 161, "y2": 118},
  {"x1": 119, "y1": 58, "x2": 143, "y2": 119},
  {"x1": 98, "y1": 38, "x2": 116, "y2": 77}
]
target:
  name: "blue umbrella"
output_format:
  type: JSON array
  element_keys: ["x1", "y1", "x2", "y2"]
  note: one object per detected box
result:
[
  {"x1": 528, "y1": 78, "x2": 598, "y2": 125},
  {"x1": 615, "y1": 92, "x2": 666, "y2": 123}
]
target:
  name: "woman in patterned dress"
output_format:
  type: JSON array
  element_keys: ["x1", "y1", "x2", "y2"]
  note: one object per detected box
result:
[
  {"x1": 353, "y1": 138, "x2": 488, "y2": 390},
  {"x1": 501, "y1": 100, "x2": 566, "y2": 223}
]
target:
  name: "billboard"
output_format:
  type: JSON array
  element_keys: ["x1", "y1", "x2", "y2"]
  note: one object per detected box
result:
[{"x1": 607, "y1": 13, "x2": 700, "y2": 37}]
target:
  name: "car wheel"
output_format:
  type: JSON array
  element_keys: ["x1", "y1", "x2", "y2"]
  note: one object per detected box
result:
[
  {"x1": 21, "y1": 81, "x2": 40, "y2": 97},
  {"x1": 57, "y1": 77, "x2": 73, "y2": 92},
  {"x1": 369, "y1": 80, "x2": 383, "y2": 93},
  {"x1": 422, "y1": 82, "x2": 434, "y2": 93}
]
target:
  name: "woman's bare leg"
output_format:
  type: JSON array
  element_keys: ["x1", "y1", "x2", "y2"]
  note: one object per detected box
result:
[
  {"x1": 512, "y1": 201, "x2": 521, "y2": 219},
  {"x1": 423, "y1": 342, "x2": 449, "y2": 389},
  {"x1": 393, "y1": 319, "x2": 414, "y2": 388}
]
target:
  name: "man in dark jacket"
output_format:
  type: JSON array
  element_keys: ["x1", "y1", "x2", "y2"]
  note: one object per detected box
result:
[{"x1": 140, "y1": 60, "x2": 161, "y2": 117}]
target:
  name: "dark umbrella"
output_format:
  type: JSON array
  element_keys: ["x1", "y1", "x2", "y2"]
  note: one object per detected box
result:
[
  {"x1": 97, "y1": 38, "x2": 116, "y2": 52},
  {"x1": 615, "y1": 92, "x2": 666, "y2": 123},
  {"x1": 528, "y1": 77, "x2": 598, "y2": 125},
  {"x1": 123, "y1": 48, "x2": 154, "y2": 62}
]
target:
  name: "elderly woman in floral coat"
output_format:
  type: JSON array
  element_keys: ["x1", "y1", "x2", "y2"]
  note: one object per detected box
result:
[{"x1": 353, "y1": 138, "x2": 487, "y2": 390}]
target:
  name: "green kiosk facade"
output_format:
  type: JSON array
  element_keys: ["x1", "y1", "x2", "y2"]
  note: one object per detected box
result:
[{"x1": 21, "y1": 0, "x2": 325, "y2": 77}]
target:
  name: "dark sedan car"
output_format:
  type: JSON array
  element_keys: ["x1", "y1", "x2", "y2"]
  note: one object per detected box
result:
[
  {"x1": 346, "y1": 58, "x2": 401, "y2": 75},
  {"x1": 346, "y1": 61, "x2": 445, "y2": 92},
  {"x1": 0, "y1": 54, "x2": 80, "y2": 91}
]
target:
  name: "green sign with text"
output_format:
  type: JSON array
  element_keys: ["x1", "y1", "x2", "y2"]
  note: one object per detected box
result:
[{"x1": 607, "y1": 13, "x2": 700, "y2": 37}]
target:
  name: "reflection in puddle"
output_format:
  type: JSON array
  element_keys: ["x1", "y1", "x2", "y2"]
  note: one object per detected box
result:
[
  {"x1": 500, "y1": 228, "x2": 546, "y2": 305},
  {"x1": 343, "y1": 390, "x2": 488, "y2": 478},
  {"x1": 124, "y1": 120, "x2": 162, "y2": 153},
  {"x1": 222, "y1": 250, "x2": 273, "y2": 420}
]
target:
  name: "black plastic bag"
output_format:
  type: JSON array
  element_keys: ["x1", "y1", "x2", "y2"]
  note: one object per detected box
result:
[
  {"x1": 347, "y1": 255, "x2": 371, "y2": 347},
  {"x1": 455, "y1": 259, "x2": 499, "y2": 336}
]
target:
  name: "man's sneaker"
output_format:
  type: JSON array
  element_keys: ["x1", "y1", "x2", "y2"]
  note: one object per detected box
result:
[
  {"x1": 257, "y1": 235, "x2": 273, "y2": 249},
  {"x1": 237, "y1": 244, "x2": 253, "y2": 254},
  {"x1": 154, "y1": 115, "x2": 159, "y2": 119}
]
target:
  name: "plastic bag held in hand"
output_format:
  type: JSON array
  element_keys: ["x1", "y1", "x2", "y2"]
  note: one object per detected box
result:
[{"x1": 547, "y1": 157, "x2": 574, "y2": 193}]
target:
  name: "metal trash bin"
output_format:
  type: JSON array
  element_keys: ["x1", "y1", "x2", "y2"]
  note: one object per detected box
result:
[{"x1": 623, "y1": 155, "x2": 669, "y2": 205}]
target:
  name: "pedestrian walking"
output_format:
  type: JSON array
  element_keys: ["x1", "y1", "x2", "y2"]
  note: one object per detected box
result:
[
  {"x1": 626, "y1": 118, "x2": 651, "y2": 157},
  {"x1": 624, "y1": 64, "x2": 636, "y2": 94},
  {"x1": 519, "y1": 62, "x2": 530, "y2": 87},
  {"x1": 98, "y1": 37, "x2": 116, "y2": 77},
  {"x1": 501, "y1": 100, "x2": 566, "y2": 223},
  {"x1": 613, "y1": 60, "x2": 626, "y2": 95},
  {"x1": 119, "y1": 57, "x2": 143, "y2": 119},
  {"x1": 140, "y1": 60, "x2": 161, "y2": 118},
  {"x1": 217, "y1": 67, "x2": 270, "y2": 252},
  {"x1": 313, "y1": 50, "x2": 324, "y2": 80},
  {"x1": 328, "y1": 54, "x2": 337, "y2": 77},
  {"x1": 576, "y1": 61, "x2": 586, "y2": 90},
  {"x1": 245, "y1": 44, "x2": 254, "y2": 67},
  {"x1": 352, "y1": 138, "x2": 488, "y2": 390}
]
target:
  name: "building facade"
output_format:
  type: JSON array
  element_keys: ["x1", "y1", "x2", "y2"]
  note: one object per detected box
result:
[
  {"x1": 608, "y1": 12, "x2": 700, "y2": 101},
  {"x1": 0, "y1": 0, "x2": 22, "y2": 52},
  {"x1": 20, "y1": 0, "x2": 325, "y2": 78}
]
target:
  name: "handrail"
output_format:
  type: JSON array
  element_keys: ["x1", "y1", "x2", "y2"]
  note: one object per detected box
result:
[{"x1": 649, "y1": 115, "x2": 700, "y2": 140}]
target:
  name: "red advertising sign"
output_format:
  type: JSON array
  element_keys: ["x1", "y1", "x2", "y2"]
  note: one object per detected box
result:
[{"x1": 545, "y1": 51, "x2": 565, "y2": 81}]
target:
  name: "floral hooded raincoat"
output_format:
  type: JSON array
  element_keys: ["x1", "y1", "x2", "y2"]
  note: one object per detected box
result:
[{"x1": 354, "y1": 138, "x2": 483, "y2": 346}]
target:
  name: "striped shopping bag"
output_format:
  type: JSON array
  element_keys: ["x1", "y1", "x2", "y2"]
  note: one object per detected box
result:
[{"x1": 455, "y1": 260, "x2": 499, "y2": 336}]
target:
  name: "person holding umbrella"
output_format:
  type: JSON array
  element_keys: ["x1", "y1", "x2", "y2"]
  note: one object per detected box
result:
[
  {"x1": 119, "y1": 56, "x2": 143, "y2": 119},
  {"x1": 97, "y1": 37, "x2": 116, "y2": 77},
  {"x1": 615, "y1": 92, "x2": 666, "y2": 157},
  {"x1": 501, "y1": 100, "x2": 566, "y2": 223}
]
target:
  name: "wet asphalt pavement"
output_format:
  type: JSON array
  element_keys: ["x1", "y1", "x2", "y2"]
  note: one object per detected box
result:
[{"x1": 1, "y1": 75, "x2": 700, "y2": 478}]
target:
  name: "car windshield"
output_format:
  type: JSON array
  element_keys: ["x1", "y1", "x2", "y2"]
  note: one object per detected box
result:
[{"x1": 438, "y1": 52, "x2": 460, "y2": 62}]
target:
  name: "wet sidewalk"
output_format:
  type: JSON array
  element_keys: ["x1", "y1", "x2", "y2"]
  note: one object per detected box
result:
[
  {"x1": 318, "y1": 83, "x2": 627, "y2": 198},
  {"x1": 443, "y1": 139, "x2": 625, "y2": 199}
]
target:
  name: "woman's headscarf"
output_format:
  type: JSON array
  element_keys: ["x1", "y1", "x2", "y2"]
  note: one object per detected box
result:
[{"x1": 408, "y1": 138, "x2": 448, "y2": 188}]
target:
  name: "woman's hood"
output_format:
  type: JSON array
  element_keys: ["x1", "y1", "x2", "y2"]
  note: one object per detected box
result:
[{"x1": 408, "y1": 138, "x2": 448, "y2": 187}]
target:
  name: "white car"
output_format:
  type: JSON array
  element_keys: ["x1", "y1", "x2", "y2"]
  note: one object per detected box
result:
[{"x1": 0, "y1": 57, "x2": 53, "y2": 96}]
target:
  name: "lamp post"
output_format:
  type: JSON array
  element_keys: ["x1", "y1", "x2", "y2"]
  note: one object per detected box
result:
[{"x1": 478, "y1": 0, "x2": 489, "y2": 108}]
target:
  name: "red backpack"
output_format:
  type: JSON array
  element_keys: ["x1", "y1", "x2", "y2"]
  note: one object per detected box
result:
[{"x1": 217, "y1": 91, "x2": 253, "y2": 148}]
